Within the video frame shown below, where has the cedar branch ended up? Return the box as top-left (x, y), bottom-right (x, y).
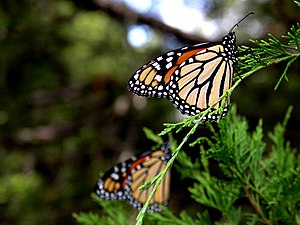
top-left (244, 187), bottom-right (271, 225)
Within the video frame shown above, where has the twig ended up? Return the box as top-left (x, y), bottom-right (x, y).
top-left (244, 187), bottom-right (271, 225)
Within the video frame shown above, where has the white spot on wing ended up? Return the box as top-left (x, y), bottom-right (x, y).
top-left (111, 173), bottom-right (119, 180)
top-left (166, 62), bottom-right (172, 69)
top-left (155, 75), bottom-right (162, 82)
top-left (166, 57), bottom-right (173, 62)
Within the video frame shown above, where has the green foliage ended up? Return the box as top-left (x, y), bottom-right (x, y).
top-left (142, 127), bottom-right (164, 147)
top-left (238, 22), bottom-right (300, 90)
top-left (73, 194), bottom-right (131, 225)
top-left (59, 10), bottom-right (133, 85)
top-left (189, 105), bottom-right (300, 224)
top-left (75, 105), bottom-right (300, 225)
top-left (0, 152), bottom-right (44, 225)
top-left (146, 209), bottom-right (212, 225)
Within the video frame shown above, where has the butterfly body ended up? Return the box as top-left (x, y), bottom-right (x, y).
top-left (128, 32), bottom-right (238, 121)
top-left (95, 143), bottom-right (172, 212)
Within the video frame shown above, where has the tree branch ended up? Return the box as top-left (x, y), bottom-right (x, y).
top-left (90, 0), bottom-right (206, 44)
top-left (244, 187), bottom-right (271, 225)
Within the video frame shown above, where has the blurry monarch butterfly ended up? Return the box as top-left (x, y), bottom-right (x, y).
top-left (128, 13), bottom-right (254, 121)
top-left (95, 142), bottom-right (172, 212)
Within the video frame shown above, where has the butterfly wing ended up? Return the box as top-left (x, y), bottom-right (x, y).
top-left (128, 42), bottom-right (214, 99)
top-left (128, 33), bottom-right (238, 121)
top-left (95, 160), bottom-right (130, 201)
top-left (126, 144), bottom-right (172, 211)
top-left (95, 143), bottom-right (172, 212)
top-left (168, 44), bottom-right (234, 119)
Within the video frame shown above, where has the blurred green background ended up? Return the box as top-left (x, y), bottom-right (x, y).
top-left (0, 0), bottom-right (299, 224)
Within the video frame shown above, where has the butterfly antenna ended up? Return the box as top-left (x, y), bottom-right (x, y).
top-left (229, 12), bottom-right (254, 33)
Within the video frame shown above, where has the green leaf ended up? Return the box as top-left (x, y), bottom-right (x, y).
top-left (143, 127), bottom-right (163, 146)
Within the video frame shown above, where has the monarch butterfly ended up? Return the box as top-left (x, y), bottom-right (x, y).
top-left (128, 13), bottom-right (254, 121)
top-left (95, 142), bottom-right (172, 212)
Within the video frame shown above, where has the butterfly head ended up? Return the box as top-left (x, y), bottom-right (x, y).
top-left (222, 32), bottom-right (236, 44)
top-left (221, 32), bottom-right (238, 65)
